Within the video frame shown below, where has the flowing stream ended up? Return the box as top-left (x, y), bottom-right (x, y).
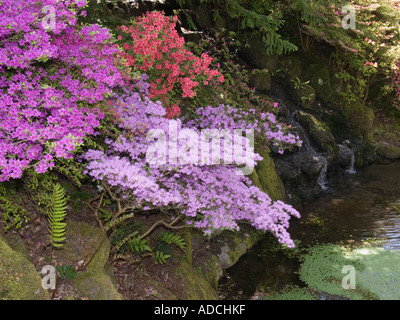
top-left (218, 160), bottom-right (400, 299)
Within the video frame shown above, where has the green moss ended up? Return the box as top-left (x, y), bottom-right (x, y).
top-left (249, 69), bottom-right (271, 92)
top-left (342, 102), bottom-right (374, 143)
top-left (304, 64), bottom-right (332, 103)
top-left (73, 271), bottom-right (123, 300)
top-left (175, 259), bottom-right (218, 300)
top-left (376, 142), bottom-right (400, 159)
top-left (56, 221), bottom-right (110, 272)
top-left (253, 147), bottom-right (286, 201)
top-left (296, 111), bottom-right (336, 153)
top-left (299, 244), bottom-right (400, 300)
top-left (0, 235), bottom-right (49, 300)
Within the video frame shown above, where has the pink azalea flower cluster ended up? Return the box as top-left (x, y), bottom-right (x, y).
top-left (84, 79), bottom-right (301, 247)
top-left (0, 0), bottom-right (125, 181)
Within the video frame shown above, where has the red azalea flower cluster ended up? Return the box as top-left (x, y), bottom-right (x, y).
top-left (116, 11), bottom-right (224, 118)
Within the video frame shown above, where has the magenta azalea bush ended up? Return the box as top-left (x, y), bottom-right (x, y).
top-left (0, 0), bottom-right (125, 181)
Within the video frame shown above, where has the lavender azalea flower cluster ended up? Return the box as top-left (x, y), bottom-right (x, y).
top-left (84, 76), bottom-right (301, 247)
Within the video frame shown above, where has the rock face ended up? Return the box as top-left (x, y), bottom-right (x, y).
top-left (0, 235), bottom-right (49, 300)
top-left (191, 224), bottom-right (264, 290)
top-left (295, 111), bottom-right (336, 153)
top-left (56, 221), bottom-right (123, 300)
top-left (249, 69), bottom-right (271, 92)
top-left (249, 147), bottom-right (286, 201)
top-left (376, 142), bottom-right (400, 159)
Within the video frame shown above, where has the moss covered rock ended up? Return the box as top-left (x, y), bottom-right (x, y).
top-left (295, 111), bottom-right (336, 153)
top-left (251, 147), bottom-right (286, 201)
top-left (263, 285), bottom-right (317, 300)
top-left (376, 142), bottom-right (400, 159)
top-left (342, 102), bottom-right (374, 143)
top-left (55, 220), bottom-right (109, 272)
top-left (73, 270), bottom-right (123, 300)
top-left (0, 235), bottom-right (49, 300)
top-left (176, 260), bottom-right (218, 300)
top-left (249, 69), bottom-right (271, 92)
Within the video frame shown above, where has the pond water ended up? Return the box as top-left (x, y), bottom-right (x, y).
top-left (218, 160), bottom-right (400, 299)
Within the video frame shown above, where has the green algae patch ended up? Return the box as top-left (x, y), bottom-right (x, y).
top-left (263, 285), bottom-right (317, 300)
top-left (299, 244), bottom-right (400, 300)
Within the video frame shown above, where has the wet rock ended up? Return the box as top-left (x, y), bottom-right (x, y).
top-left (338, 143), bottom-right (353, 168)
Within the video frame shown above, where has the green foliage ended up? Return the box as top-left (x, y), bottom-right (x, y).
top-left (23, 171), bottom-right (57, 216)
top-left (47, 183), bottom-right (67, 248)
top-left (128, 235), bottom-right (152, 254)
top-left (180, 0), bottom-right (297, 55)
top-left (55, 265), bottom-right (77, 281)
top-left (0, 183), bottom-right (29, 232)
top-left (152, 250), bottom-right (172, 265)
top-left (156, 231), bottom-right (186, 251)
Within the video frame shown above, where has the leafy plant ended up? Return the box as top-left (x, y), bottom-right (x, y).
top-left (55, 265), bottom-right (77, 281)
top-left (152, 250), bottom-right (172, 265)
top-left (47, 183), bottom-right (68, 249)
top-left (156, 231), bottom-right (186, 251)
top-left (0, 183), bottom-right (29, 232)
top-left (128, 235), bottom-right (152, 255)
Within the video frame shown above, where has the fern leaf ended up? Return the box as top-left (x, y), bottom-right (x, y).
top-left (48, 183), bottom-right (67, 248)
top-left (157, 231), bottom-right (186, 251)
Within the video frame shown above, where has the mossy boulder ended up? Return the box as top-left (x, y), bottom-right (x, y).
top-left (295, 111), bottom-right (336, 153)
top-left (251, 147), bottom-right (286, 201)
top-left (192, 225), bottom-right (264, 291)
top-left (292, 83), bottom-right (316, 110)
top-left (376, 142), bottom-right (400, 159)
top-left (342, 102), bottom-right (374, 143)
top-left (55, 220), bottom-right (109, 272)
top-left (54, 221), bottom-right (122, 300)
top-left (175, 260), bottom-right (218, 300)
top-left (249, 69), bottom-right (271, 92)
top-left (73, 270), bottom-right (123, 300)
top-left (279, 55), bottom-right (304, 80)
top-left (0, 235), bottom-right (49, 300)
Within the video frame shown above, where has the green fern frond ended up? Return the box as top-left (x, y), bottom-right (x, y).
top-left (152, 250), bottom-right (171, 265)
top-left (128, 235), bottom-right (152, 254)
top-left (48, 183), bottom-right (67, 248)
top-left (157, 231), bottom-right (186, 251)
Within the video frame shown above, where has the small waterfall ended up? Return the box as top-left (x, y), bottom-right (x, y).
top-left (317, 157), bottom-right (329, 190)
top-left (339, 141), bottom-right (357, 175)
top-left (345, 149), bottom-right (356, 174)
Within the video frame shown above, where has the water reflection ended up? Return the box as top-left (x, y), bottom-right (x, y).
top-left (219, 160), bottom-right (400, 299)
